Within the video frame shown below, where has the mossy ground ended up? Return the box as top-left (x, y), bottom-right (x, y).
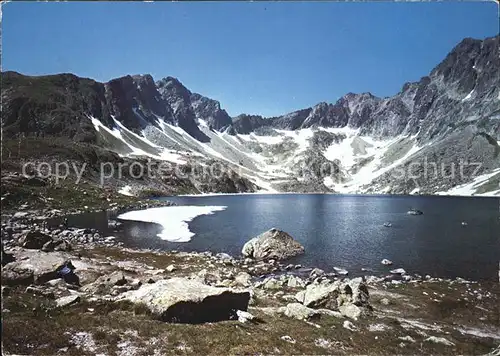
top-left (3, 246), bottom-right (499, 355)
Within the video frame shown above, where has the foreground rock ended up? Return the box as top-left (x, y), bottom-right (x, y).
top-left (1, 248), bottom-right (86, 286)
top-left (295, 277), bottom-right (371, 319)
top-left (2, 244), bottom-right (15, 266)
top-left (2, 252), bottom-right (66, 285)
top-left (119, 277), bottom-right (251, 323)
top-left (282, 303), bottom-right (320, 320)
top-left (18, 230), bottom-right (52, 249)
top-left (241, 228), bottom-right (305, 261)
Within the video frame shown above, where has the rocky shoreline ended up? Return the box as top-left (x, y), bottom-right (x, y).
top-left (2, 205), bottom-right (500, 355)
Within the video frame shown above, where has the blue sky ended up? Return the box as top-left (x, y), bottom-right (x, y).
top-left (2, 1), bottom-right (498, 117)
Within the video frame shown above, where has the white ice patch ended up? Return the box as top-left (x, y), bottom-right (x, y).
top-left (159, 150), bottom-right (188, 164)
top-left (276, 128), bottom-right (315, 154)
top-left (117, 206), bottom-right (227, 242)
top-left (238, 133), bottom-right (285, 145)
top-left (410, 187), bottom-right (420, 195)
top-left (435, 168), bottom-right (500, 197)
top-left (118, 186), bottom-right (133, 196)
top-left (89, 116), bottom-right (188, 164)
top-left (461, 89), bottom-right (475, 102)
top-left (456, 326), bottom-right (500, 340)
top-left (328, 135), bottom-right (425, 194)
top-left (198, 119), bottom-right (209, 128)
top-left (323, 176), bottom-right (335, 189)
top-left (323, 135), bottom-right (360, 168)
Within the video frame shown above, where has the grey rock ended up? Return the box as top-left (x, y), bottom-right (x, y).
top-left (333, 267), bottom-right (349, 276)
top-left (12, 212), bottom-right (30, 220)
top-left (236, 309), bottom-right (255, 323)
top-left (165, 265), bottom-right (177, 273)
top-left (234, 272), bottom-right (252, 287)
top-left (1, 251), bottom-right (71, 286)
top-left (338, 304), bottom-right (363, 320)
top-left (119, 277), bottom-right (250, 323)
top-left (241, 228), bottom-right (305, 261)
top-left (280, 335), bottom-right (296, 344)
top-left (282, 303), bottom-right (320, 320)
top-left (2, 286), bottom-right (11, 296)
top-left (424, 336), bottom-right (455, 346)
top-left (18, 231), bottom-right (52, 249)
top-left (56, 295), bottom-right (81, 308)
top-left (390, 268), bottom-right (407, 275)
top-left (286, 275), bottom-right (306, 288)
top-left (343, 320), bottom-right (358, 331)
top-left (296, 278), bottom-right (370, 315)
top-left (262, 277), bottom-right (284, 290)
top-left (380, 298), bottom-right (391, 306)
top-left (398, 335), bottom-right (416, 343)
top-left (309, 268), bottom-right (325, 279)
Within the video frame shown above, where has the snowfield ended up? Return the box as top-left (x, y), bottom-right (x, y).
top-left (89, 115), bottom-right (500, 197)
top-left (435, 169), bottom-right (500, 197)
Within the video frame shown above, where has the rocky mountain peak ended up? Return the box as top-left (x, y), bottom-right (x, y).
top-left (190, 93), bottom-right (233, 130)
top-left (430, 35), bottom-right (499, 97)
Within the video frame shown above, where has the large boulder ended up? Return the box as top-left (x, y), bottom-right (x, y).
top-left (18, 230), bottom-right (52, 249)
top-left (295, 280), bottom-right (343, 309)
top-left (119, 277), bottom-right (251, 323)
top-left (82, 271), bottom-right (130, 294)
top-left (42, 239), bottom-right (72, 252)
top-left (282, 303), bottom-right (320, 321)
top-left (2, 244), bottom-right (15, 266)
top-left (2, 254), bottom-right (64, 285)
top-left (1, 249), bottom-right (84, 286)
top-left (241, 228), bottom-right (305, 261)
top-left (295, 278), bottom-right (371, 319)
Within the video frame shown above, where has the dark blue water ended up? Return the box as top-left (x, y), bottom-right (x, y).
top-left (157, 194), bottom-right (500, 281)
top-left (64, 194), bottom-right (500, 281)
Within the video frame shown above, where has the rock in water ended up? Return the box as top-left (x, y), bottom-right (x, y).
top-left (390, 268), bottom-right (406, 275)
top-left (18, 231), bottom-right (52, 249)
top-left (241, 228), bottom-right (305, 261)
top-left (334, 267), bottom-right (349, 275)
top-left (119, 277), bottom-right (250, 323)
top-left (381, 259), bottom-right (393, 266)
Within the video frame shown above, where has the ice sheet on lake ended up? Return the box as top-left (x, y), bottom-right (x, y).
top-left (117, 205), bottom-right (227, 242)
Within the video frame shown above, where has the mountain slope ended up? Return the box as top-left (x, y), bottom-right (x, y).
top-left (2, 35), bottom-right (499, 196)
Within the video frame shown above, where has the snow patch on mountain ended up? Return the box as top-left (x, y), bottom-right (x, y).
top-left (89, 112), bottom-right (499, 196)
top-left (435, 169), bottom-right (500, 197)
top-left (462, 89), bottom-right (475, 102)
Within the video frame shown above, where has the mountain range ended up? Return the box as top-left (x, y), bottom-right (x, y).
top-left (2, 35), bottom-right (499, 197)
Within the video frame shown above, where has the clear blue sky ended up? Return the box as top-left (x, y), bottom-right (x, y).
top-left (2, 1), bottom-right (498, 117)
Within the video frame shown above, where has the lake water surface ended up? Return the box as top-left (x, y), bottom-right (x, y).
top-left (69, 194), bottom-right (500, 281)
